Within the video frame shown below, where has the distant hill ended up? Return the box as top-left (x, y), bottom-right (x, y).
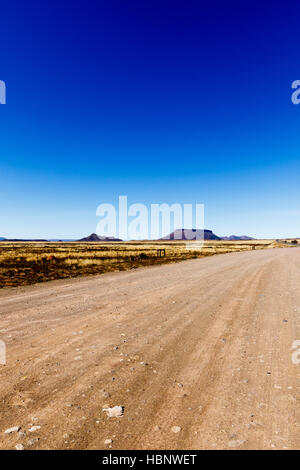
top-left (78, 233), bottom-right (122, 242)
top-left (0, 232), bottom-right (255, 242)
top-left (221, 235), bottom-right (255, 241)
top-left (161, 229), bottom-right (221, 241)
top-left (0, 238), bottom-right (48, 242)
top-left (48, 239), bottom-right (76, 242)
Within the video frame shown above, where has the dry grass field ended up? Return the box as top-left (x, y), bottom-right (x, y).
top-left (0, 239), bottom-right (289, 288)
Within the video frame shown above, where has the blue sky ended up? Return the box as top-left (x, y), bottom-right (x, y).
top-left (1, 0), bottom-right (300, 239)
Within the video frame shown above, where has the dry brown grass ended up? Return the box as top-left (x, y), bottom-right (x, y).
top-left (0, 239), bottom-right (289, 288)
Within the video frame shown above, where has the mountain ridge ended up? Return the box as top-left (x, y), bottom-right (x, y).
top-left (160, 229), bottom-right (221, 241)
top-left (0, 232), bottom-right (256, 242)
top-left (221, 235), bottom-right (255, 241)
top-left (78, 233), bottom-right (122, 242)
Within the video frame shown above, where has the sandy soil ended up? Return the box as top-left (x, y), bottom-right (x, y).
top-left (0, 248), bottom-right (299, 450)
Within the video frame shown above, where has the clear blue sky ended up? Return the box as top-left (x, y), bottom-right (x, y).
top-left (1, 0), bottom-right (300, 239)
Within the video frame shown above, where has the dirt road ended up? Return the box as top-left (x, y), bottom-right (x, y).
top-left (0, 248), bottom-right (299, 450)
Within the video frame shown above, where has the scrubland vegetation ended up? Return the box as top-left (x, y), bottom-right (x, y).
top-left (0, 239), bottom-right (290, 288)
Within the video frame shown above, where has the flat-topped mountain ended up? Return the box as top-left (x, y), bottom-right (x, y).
top-left (78, 233), bottom-right (122, 242)
top-left (161, 229), bottom-right (221, 241)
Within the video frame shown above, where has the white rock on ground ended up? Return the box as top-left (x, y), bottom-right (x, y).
top-left (228, 439), bottom-right (246, 448)
top-left (102, 406), bottom-right (124, 418)
top-left (15, 444), bottom-right (24, 450)
top-left (171, 426), bottom-right (181, 433)
top-left (104, 439), bottom-right (113, 445)
top-left (4, 426), bottom-right (20, 434)
top-left (29, 426), bottom-right (41, 432)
